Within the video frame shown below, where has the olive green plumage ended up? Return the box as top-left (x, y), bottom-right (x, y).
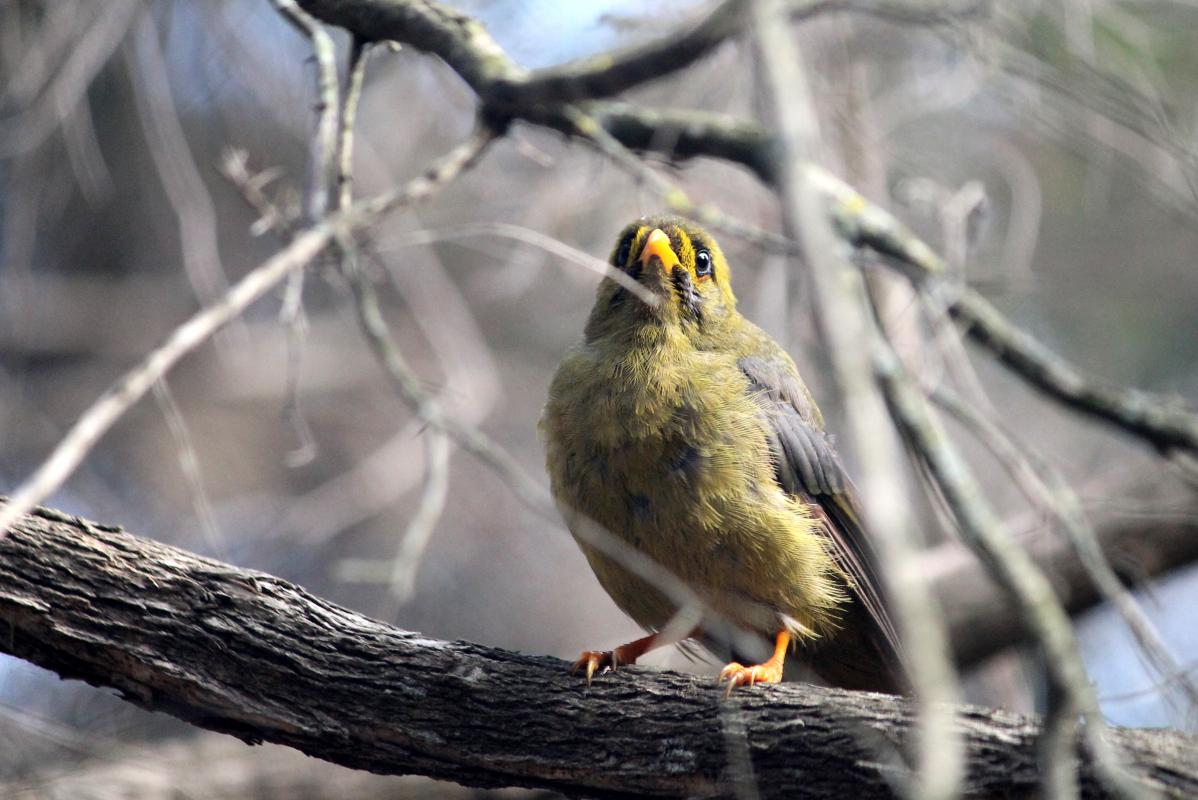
top-left (541, 216), bottom-right (902, 693)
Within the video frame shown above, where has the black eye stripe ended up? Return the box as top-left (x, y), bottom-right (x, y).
top-left (672, 269), bottom-right (704, 322)
top-left (614, 232), bottom-right (635, 268)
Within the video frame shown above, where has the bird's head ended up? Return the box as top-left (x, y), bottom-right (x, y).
top-left (584, 216), bottom-right (739, 343)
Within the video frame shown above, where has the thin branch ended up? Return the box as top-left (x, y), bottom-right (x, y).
top-left (273, 0), bottom-right (340, 224)
top-left (384, 221), bottom-right (658, 307)
top-left (948, 289), bottom-right (1198, 459)
top-left (0, 131), bottom-right (496, 539)
top-left (875, 341), bottom-right (1156, 800)
top-left (387, 428), bottom-right (450, 605)
top-left (294, 0), bottom-right (1198, 464)
top-left (151, 377), bottom-right (225, 558)
top-left (563, 104), bottom-right (795, 254)
top-left (338, 37), bottom-right (372, 212)
top-left (931, 385), bottom-right (1198, 712)
top-left (750, 3), bottom-right (962, 799)
top-left (272, 0), bottom-right (343, 465)
top-left (327, 36), bottom-right (451, 607)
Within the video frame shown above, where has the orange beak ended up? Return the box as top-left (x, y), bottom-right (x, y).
top-left (639, 229), bottom-right (680, 276)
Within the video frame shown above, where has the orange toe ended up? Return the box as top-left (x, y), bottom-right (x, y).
top-left (571, 649), bottom-right (617, 685)
top-left (718, 660), bottom-right (784, 695)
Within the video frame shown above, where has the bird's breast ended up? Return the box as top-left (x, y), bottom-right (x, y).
top-left (542, 343), bottom-right (771, 557)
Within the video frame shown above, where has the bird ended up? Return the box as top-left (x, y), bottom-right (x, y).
top-left (540, 215), bottom-right (904, 694)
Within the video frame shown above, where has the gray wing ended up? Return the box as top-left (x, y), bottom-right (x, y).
top-left (739, 355), bottom-right (905, 692)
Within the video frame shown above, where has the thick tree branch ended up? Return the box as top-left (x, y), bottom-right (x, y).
top-left (940, 494), bottom-right (1198, 668)
top-left (1, 503), bottom-right (1195, 799)
top-left (297, 0), bottom-right (978, 111)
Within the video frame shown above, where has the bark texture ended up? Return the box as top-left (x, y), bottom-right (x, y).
top-left (0, 504), bottom-right (1194, 799)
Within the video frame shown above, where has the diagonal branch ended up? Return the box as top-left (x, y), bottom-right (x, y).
top-left (948, 290), bottom-right (1198, 459)
top-left (876, 341), bottom-right (1152, 800)
top-left (1, 502), bottom-right (1194, 800)
top-left (750, 9), bottom-right (963, 800)
top-left (0, 130), bottom-right (494, 540)
top-left (294, 0), bottom-right (1198, 467)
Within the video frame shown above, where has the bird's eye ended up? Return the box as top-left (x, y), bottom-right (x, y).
top-left (695, 249), bottom-right (713, 278)
top-left (614, 234), bottom-right (634, 268)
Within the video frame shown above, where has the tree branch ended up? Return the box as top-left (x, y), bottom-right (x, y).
top-left (939, 493), bottom-right (1198, 668)
top-left (949, 290), bottom-right (1198, 459)
top-left (0, 126), bottom-right (494, 540)
top-left (1, 502), bottom-right (1194, 799)
top-left (294, 0), bottom-right (1198, 468)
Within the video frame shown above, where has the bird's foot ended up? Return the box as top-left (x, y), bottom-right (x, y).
top-left (570, 630), bottom-right (700, 686)
top-left (571, 650), bottom-right (617, 685)
top-left (718, 660), bottom-right (784, 695)
top-left (571, 639), bottom-right (650, 685)
top-left (572, 646), bottom-right (642, 685)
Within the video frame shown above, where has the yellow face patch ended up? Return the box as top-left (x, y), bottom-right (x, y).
top-left (604, 216), bottom-right (737, 317)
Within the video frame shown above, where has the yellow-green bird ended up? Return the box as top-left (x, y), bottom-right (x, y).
top-left (541, 216), bottom-right (903, 694)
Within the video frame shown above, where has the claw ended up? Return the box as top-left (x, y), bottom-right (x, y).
top-left (570, 631), bottom-right (688, 687)
top-left (718, 661), bottom-right (783, 696)
top-left (571, 650), bottom-right (615, 686)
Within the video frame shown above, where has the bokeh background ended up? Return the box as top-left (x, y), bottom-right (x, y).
top-left (2, 0), bottom-right (1197, 796)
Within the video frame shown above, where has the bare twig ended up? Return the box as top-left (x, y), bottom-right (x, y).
top-left (876, 343), bottom-right (1156, 800)
top-left (563, 104), bottom-right (795, 255)
top-left (273, 0), bottom-right (340, 223)
top-left (384, 221), bottom-right (658, 307)
top-left (751, 2), bottom-right (962, 798)
top-left (338, 37), bottom-right (372, 212)
top-left (0, 131), bottom-right (497, 539)
top-left (151, 377), bottom-right (225, 558)
top-left (272, 0), bottom-right (343, 464)
top-left (930, 386), bottom-right (1198, 712)
top-left (387, 428), bottom-right (450, 604)
top-left (218, 151), bottom-right (318, 465)
top-left (948, 289), bottom-right (1198, 460)
top-left (328, 38), bottom-right (460, 604)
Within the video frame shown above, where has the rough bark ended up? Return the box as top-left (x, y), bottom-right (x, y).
top-left (0, 503), bottom-right (1195, 798)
